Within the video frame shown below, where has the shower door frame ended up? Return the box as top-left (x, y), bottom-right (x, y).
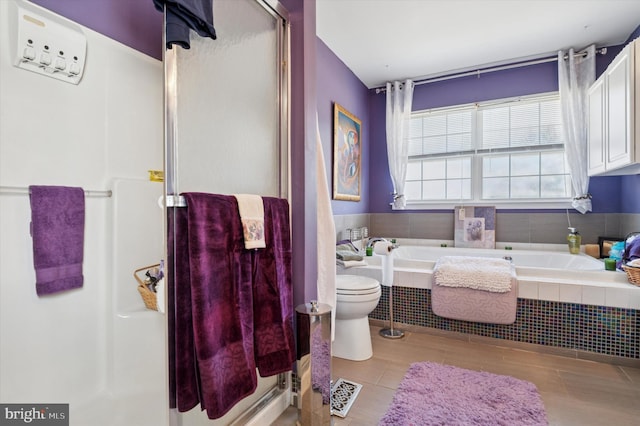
top-left (163, 0), bottom-right (292, 424)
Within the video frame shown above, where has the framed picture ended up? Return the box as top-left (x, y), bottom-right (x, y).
top-left (333, 103), bottom-right (362, 201)
top-left (598, 236), bottom-right (624, 258)
top-left (454, 206), bottom-right (496, 249)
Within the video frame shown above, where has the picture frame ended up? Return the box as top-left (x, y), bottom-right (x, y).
top-left (598, 236), bottom-right (624, 258)
top-left (454, 206), bottom-right (496, 249)
top-left (333, 103), bottom-right (362, 201)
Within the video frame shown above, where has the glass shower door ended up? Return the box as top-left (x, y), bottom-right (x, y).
top-left (165, 0), bottom-right (289, 424)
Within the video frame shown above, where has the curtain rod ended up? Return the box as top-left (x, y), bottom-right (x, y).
top-left (374, 47), bottom-right (608, 94)
top-left (0, 186), bottom-right (112, 198)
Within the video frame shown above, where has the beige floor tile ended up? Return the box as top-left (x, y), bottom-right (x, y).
top-left (620, 364), bottom-right (640, 383)
top-left (332, 356), bottom-right (387, 386)
top-left (340, 382), bottom-right (395, 425)
top-left (273, 325), bottom-right (639, 425)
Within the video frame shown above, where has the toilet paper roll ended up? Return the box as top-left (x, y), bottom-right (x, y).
top-left (381, 255), bottom-right (394, 287)
top-left (373, 241), bottom-right (393, 255)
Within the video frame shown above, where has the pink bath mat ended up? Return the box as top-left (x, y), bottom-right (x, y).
top-left (380, 362), bottom-right (548, 425)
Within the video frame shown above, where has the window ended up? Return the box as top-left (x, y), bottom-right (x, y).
top-left (405, 93), bottom-right (571, 207)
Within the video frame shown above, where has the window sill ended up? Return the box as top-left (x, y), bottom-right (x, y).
top-left (398, 199), bottom-right (574, 211)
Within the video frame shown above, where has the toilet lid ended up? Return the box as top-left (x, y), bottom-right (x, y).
top-left (336, 275), bottom-right (380, 294)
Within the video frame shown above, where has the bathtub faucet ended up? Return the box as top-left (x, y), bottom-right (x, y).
top-left (367, 238), bottom-right (400, 250)
top-left (366, 237), bottom-right (387, 249)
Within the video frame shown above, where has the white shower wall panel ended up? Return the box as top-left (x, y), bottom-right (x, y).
top-left (0, 1), bottom-right (165, 424)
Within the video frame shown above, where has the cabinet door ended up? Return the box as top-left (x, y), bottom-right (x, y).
top-left (606, 46), bottom-right (633, 170)
top-left (587, 76), bottom-right (606, 175)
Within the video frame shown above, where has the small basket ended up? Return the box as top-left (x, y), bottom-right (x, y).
top-left (134, 264), bottom-right (160, 311)
top-left (622, 265), bottom-right (640, 286)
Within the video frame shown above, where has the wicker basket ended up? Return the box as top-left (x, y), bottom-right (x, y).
top-left (622, 265), bottom-right (640, 286)
top-left (621, 232), bottom-right (640, 286)
top-left (134, 264), bottom-right (160, 311)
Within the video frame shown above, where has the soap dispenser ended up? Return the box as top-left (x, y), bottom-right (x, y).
top-left (567, 227), bottom-right (581, 254)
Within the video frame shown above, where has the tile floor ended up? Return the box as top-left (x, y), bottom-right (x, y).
top-left (273, 324), bottom-right (640, 425)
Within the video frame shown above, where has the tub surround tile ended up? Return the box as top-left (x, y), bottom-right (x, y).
top-left (334, 214), bottom-right (370, 242)
top-left (495, 213), bottom-right (531, 243)
top-left (620, 213), bottom-right (640, 237)
top-left (628, 287), bottom-right (640, 310)
top-left (559, 284), bottom-right (582, 304)
top-left (538, 282), bottom-right (560, 301)
top-left (582, 286), bottom-right (606, 306)
top-left (370, 287), bottom-right (639, 360)
top-left (409, 213), bottom-right (454, 240)
top-left (604, 213), bottom-right (623, 238)
top-left (518, 282), bottom-right (538, 299)
top-left (605, 288), bottom-right (631, 309)
top-left (566, 213), bottom-right (607, 245)
top-left (370, 213), bottom-right (410, 239)
top-left (349, 213), bottom-right (638, 247)
top-left (340, 259), bottom-right (640, 308)
top-left (530, 214), bottom-right (575, 244)
top-left (395, 270), bottom-right (415, 288)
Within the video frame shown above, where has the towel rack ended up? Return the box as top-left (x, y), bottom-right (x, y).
top-left (165, 195), bottom-right (186, 207)
top-left (0, 185), bottom-right (112, 198)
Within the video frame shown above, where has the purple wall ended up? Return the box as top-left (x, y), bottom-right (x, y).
top-left (316, 39), bottom-right (371, 215)
top-left (621, 175), bottom-right (640, 213)
top-left (281, 0), bottom-right (319, 305)
top-left (363, 46), bottom-right (635, 214)
top-left (30, 0), bottom-right (162, 60)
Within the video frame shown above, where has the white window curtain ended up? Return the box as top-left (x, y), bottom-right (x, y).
top-left (386, 79), bottom-right (414, 209)
top-left (558, 45), bottom-right (596, 214)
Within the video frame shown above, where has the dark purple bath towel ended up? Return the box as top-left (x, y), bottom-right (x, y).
top-left (252, 197), bottom-right (295, 377)
top-left (177, 193), bottom-right (258, 419)
top-left (169, 193), bottom-right (295, 419)
top-left (29, 185), bottom-right (85, 296)
top-left (167, 206), bottom-right (198, 412)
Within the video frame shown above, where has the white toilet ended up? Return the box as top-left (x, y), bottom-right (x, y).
top-left (333, 275), bottom-right (382, 361)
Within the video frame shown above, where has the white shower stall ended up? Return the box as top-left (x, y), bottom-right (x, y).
top-left (0, 0), bottom-right (293, 424)
top-left (0, 0), bottom-right (167, 425)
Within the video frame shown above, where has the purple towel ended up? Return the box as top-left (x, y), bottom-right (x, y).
top-left (29, 186), bottom-right (85, 296)
top-left (624, 235), bottom-right (640, 262)
top-left (168, 193), bottom-right (295, 418)
top-left (174, 193), bottom-right (257, 419)
top-left (168, 207), bottom-right (198, 412)
top-left (253, 197), bottom-right (295, 377)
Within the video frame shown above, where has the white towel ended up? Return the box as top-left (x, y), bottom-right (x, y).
top-left (233, 194), bottom-right (266, 249)
top-left (336, 259), bottom-right (368, 268)
top-left (316, 115), bottom-right (337, 341)
top-left (434, 256), bottom-right (513, 293)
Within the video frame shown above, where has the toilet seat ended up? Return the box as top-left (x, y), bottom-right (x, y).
top-left (336, 275), bottom-right (380, 295)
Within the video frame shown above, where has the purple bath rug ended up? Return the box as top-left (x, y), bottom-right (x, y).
top-left (379, 362), bottom-right (548, 426)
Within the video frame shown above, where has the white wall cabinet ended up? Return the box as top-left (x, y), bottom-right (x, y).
top-left (587, 38), bottom-right (640, 176)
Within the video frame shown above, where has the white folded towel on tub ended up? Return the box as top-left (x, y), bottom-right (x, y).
top-left (434, 256), bottom-right (513, 293)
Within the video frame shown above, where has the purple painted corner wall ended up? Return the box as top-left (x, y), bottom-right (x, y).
top-left (318, 24), bottom-right (640, 215)
top-left (316, 38), bottom-right (370, 215)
